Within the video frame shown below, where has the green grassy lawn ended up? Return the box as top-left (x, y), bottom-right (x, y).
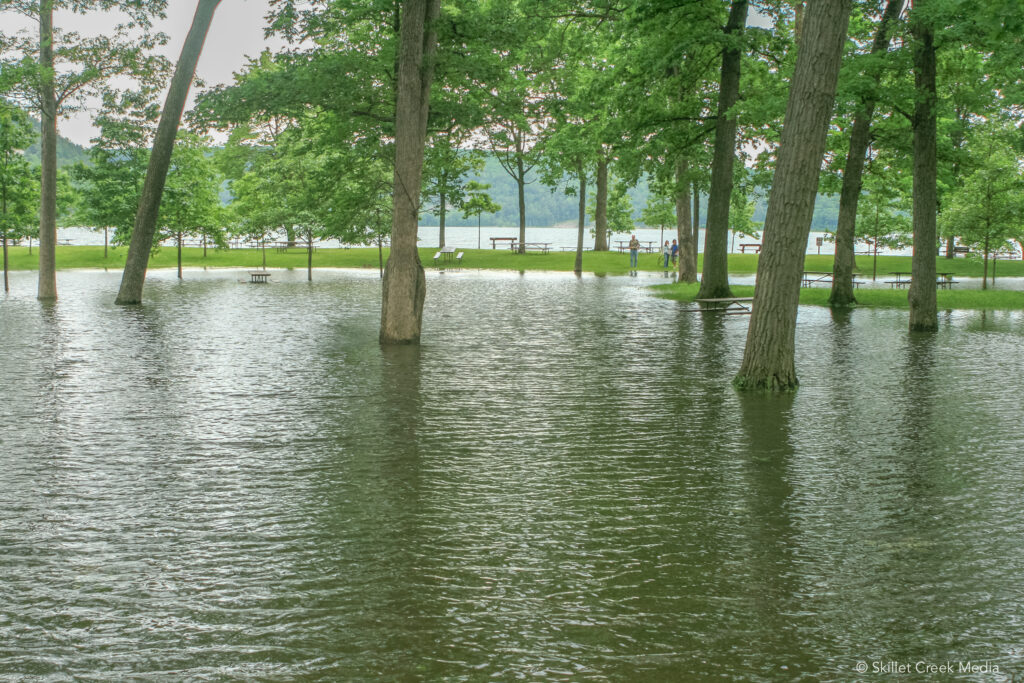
top-left (4, 245), bottom-right (1024, 309)
top-left (5, 244), bottom-right (1024, 278)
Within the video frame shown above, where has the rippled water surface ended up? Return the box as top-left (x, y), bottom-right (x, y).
top-left (2, 269), bottom-right (1023, 681)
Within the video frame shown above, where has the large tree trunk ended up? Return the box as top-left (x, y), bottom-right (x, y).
top-left (698, 0), bottom-right (747, 299)
top-left (675, 159), bottom-right (697, 282)
top-left (380, 0), bottom-right (440, 344)
top-left (37, 0), bottom-right (58, 300)
top-left (830, 0), bottom-right (901, 307)
top-left (516, 155), bottom-right (526, 254)
top-left (574, 161), bottom-right (586, 274)
top-left (594, 159), bottom-right (608, 251)
top-left (908, 6), bottom-right (938, 332)
top-left (692, 181), bottom-right (700, 272)
top-left (115, 0), bottom-right (221, 305)
top-left (735, 0), bottom-right (851, 392)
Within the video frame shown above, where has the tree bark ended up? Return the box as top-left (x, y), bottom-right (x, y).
top-left (37, 0), bottom-right (58, 300)
top-left (908, 5), bottom-right (938, 332)
top-left (594, 159), bottom-right (608, 251)
top-left (516, 153), bottom-right (526, 254)
top-left (380, 0), bottom-right (440, 344)
top-left (116, 0), bottom-right (221, 305)
top-left (830, 0), bottom-right (901, 307)
top-left (692, 181), bottom-right (700, 272)
top-left (675, 159), bottom-right (697, 282)
top-left (575, 161), bottom-right (586, 274)
top-left (698, 0), bottom-right (747, 299)
top-left (735, 0), bottom-right (851, 391)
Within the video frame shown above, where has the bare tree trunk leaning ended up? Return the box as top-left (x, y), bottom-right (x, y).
top-left (594, 159), bottom-right (608, 251)
top-left (115, 0), bottom-right (221, 305)
top-left (830, 0), bottom-right (901, 307)
top-left (698, 0), bottom-right (747, 299)
top-left (37, 0), bottom-right (58, 300)
top-left (380, 0), bottom-right (441, 344)
top-left (675, 159), bottom-right (696, 282)
top-left (908, 4), bottom-right (938, 332)
top-left (735, 0), bottom-right (851, 392)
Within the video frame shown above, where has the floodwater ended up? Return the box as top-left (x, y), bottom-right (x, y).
top-left (2, 268), bottom-right (1023, 681)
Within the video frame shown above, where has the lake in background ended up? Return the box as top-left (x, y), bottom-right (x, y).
top-left (56, 224), bottom-right (912, 257)
top-left (2, 269), bottom-right (1022, 680)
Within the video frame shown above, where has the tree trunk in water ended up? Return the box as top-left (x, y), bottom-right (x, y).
top-left (380, 0), bottom-right (440, 345)
top-left (37, 0), bottom-right (58, 300)
top-left (981, 235), bottom-right (989, 290)
top-left (116, 0), bottom-right (221, 305)
top-left (594, 159), bottom-right (608, 251)
top-left (177, 233), bottom-right (182, 279)
top-left (517, 156), bottom-right (526, 254)
top-left (574, 163), bottom-right (585, 274)
top-left (675, 159), bottom-right (696, 282)
top-left (830, 0), bottom-right (901, 307)
top-left (692, 182), bottom-right (700, 273)
top-left (908, 8), bottom-right (938, 332)
top-left (697, 0), bottom-right (747, 300)
top-left (735, 0), bottom-right (851, 392)
top-left (3, 234), bottom-right (9, 292)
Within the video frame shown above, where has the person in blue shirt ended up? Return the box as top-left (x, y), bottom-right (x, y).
top-left (670, 239), bottom-right (679, 266)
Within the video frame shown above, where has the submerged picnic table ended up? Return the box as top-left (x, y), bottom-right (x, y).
top-left (886, 271), bottom-right (958, 289)
top-left (686, 297), bottom-right (755, 314)
top-left (249, 271), bottom-right (271, 283)
top-left (801, 271), bottom-right (865, 288)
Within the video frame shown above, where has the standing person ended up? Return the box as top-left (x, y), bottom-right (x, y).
top-left (670, 239), bottom-right (679, 266)
top-left (662, 240), bottom-right (671, 269)
top-left (629, 234), bottom-right (640, 272)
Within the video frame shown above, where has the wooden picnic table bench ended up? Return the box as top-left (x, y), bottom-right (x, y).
top-left (512, 241), bottom-right (552, 254)
top-left (801, 271), bottom-right (865, 288)
top-left (490, 237), bottom-right (517, 249)
top-left (885, 271), bottom-right (959, 288)
top-left (739, 243), bottom-right (761, 254)
top-left (690, 297), bottom-right (755, 314)
top-left (249, 271), bottom-right (271, 283)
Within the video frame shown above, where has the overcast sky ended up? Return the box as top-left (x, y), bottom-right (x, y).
top-left (2, 0), bottom-right (281, 145)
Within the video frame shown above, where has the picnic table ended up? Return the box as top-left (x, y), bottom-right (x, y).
top-left (511, 241), bottom-right (552, 254)
top-left (688, 297), bottom-right (755, 314)
top-left (490, 237), bottom-right (517, 249)
top-left (739, 243), bottom-right (761, 254)
top-left (885, 271), bottom-right (958, 289)
top-left (615, 240), bottom-right (656, 253)
top-left (248, 271), bottom-right (271, 283)
top-left (268, 240), bottom-right (316, 252)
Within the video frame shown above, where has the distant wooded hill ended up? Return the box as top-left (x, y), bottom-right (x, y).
top-left (23, 119), bottom-right (91, 168)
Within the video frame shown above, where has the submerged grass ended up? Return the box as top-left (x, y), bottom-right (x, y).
top-left (653, 282), bottom-right (1024, 310)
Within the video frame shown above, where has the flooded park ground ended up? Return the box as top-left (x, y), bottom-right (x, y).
top-left (2, 268), bottom-right (1023, 680)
